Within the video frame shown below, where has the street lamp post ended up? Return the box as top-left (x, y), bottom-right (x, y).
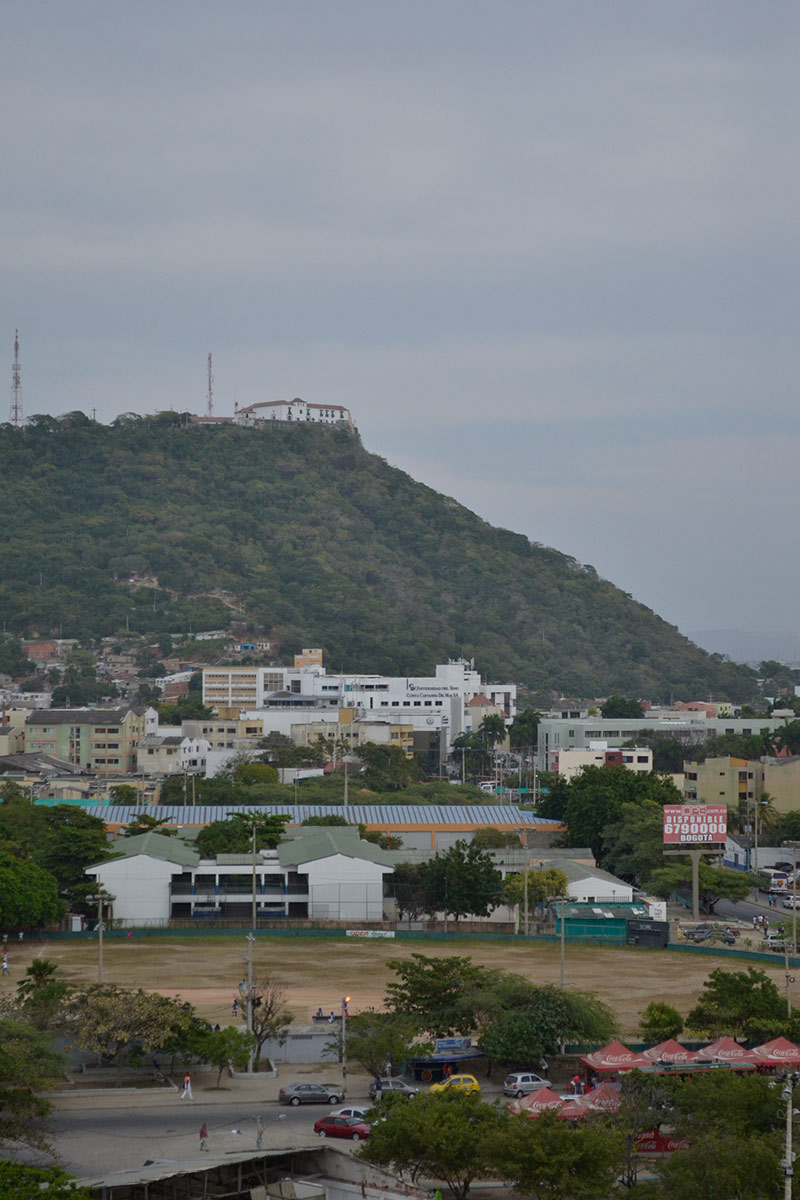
top-left (782, 1074), bottom-right (798, 1200)
top-left (87, 892), bottom-right (113, 984)
top-left (341, 995), bottom-right (350, 1094)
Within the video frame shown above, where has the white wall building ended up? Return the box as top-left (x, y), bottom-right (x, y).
top-left (203, 659), bottom-right (516, 756)
top-left (555, 744), bottom-right (653, 781)
top-left (85, 828), bottom-right (394, 928)
top-left (236, 398), bottom-right (354, 430)
top-left (536, 714), bottom-right (788, 772)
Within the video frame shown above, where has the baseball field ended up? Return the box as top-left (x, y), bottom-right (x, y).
top-left (2, 933), bottom-right (792, 1036)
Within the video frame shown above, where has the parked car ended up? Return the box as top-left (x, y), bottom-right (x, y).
top-left (329, 1106), bottom-right (368, 1120)
top-left (313, 1115), bottom-right (371, 1141)
top-left (279, 1082), bottom-right (345, 1106)
top-left (684, 924), bottom-right (714, 943)
top-left (369, 1077), bottom-right (419, 1099)
top-left (429, 1073), bottom-right (481, 1095)
top-left (720, 930), bottom-right (737, 945)
top-left (765, 935), bottom-right (787, 953)
top-left (783, 896), bottom-right (800, 909)
top-left (503, 1072), bottom-right (549, 1098)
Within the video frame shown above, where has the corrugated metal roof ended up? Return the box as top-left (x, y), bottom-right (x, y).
top-left (89, 804), bottom-right (556, 825)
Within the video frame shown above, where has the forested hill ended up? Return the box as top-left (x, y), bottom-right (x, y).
top-left (1, 413), bottom-right (756, 700)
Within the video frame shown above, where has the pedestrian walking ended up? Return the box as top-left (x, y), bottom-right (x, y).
top-left (199, 1122), bottom-right (209, 1151)
top-left (374, 1077), bottom-right (382, 1096)
top-left (17, 931), bottom-right (23, 942)
top-left (753, 915), bottom-right (758, 930)
top-left (1, 958), bottom-right (8, 976)
top-left (232, 998), bottom-right (239, 1018)
top-left (181, 1072), bottom-right (193, 1100)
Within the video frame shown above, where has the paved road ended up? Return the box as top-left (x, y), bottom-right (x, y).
top-left (51, 1097), bottom-right (323, 1176)
top-left (51, 1091), bottom-right (378, 1177)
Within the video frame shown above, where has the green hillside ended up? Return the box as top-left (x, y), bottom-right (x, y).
top-left (0, 412), bottom-right (756, 700)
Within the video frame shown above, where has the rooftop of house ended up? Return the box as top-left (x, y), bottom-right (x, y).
top-left (27, 706), bottom-right (146, 726)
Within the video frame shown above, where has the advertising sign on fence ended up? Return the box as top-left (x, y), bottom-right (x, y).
top-left (345, 930), bottom-right (396, 938)
top-left (663, 804), bottom-right (727, 845)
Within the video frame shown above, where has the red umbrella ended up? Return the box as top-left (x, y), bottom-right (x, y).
top-left (511, 1086), bottom-right (565, 1117)
top-left (580, 1041), bottom-right (651, 1072)
top-left (643, 1039), bottom-right (697, 1064)
top-left (694, 1037), bottom-right (759, 1064)
top-left (752, 1037), bottom-right (800, 1067)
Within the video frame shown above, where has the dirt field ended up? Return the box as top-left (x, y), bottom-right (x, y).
top-left (1, 935), bottom-right (792, 1036)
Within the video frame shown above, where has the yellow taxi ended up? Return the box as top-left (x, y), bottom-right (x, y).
top-left (429, 1073), bottom-right (481, 1095)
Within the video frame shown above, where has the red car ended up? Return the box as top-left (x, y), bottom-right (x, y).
top-left (313, 1115), bottom-right (371, 1141)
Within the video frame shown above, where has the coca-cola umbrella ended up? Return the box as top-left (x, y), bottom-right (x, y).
top-left (560, 1083), bottom-right (623, 1120)
top-left (580, 1041), bottom-right (651, 1074)
top-left (510, 1086), bottom-right (565, 1117)
top-left (693, 1037), bottom-right (758, 1067)
top-left (642, 1039), bottom-right (697, 1065)
top-left (752, 1037), bottom-right (800, 1067)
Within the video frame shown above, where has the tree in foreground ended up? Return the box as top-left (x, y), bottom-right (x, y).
top-left (0, 851), bottom-right (64, 929)
top-left (0, 1017), bottom-right (66, 1154)
top-left (686, 967), bottom-right (788, 1041)
top-left (199, 1025), bottom-right (256, 1086)
top-left (249, 970), bottom-right (293, 1069)
top-left (337, 1008), bottom-right (428, 1078)
top-left (65, 984), bottom-right (196, 1070)
top-left (495, 1109), bottom-right (623, 1200)
top-left (0, 1163), bottom-right (94, 1199)
top-left (361, 1090), bottom-right (505, 1200)
top-left (385, 954), bottom-right (493, 1037)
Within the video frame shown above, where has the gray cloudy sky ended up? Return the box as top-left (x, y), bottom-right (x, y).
top-left (3, 3), bottom-right (798, 641)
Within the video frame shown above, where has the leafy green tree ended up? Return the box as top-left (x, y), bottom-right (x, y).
top-left (361, 1089), bottom-right (506, 1200)
top-left (471, 825), bottom-right (521, 849)
top-left (109, 784), bottom-right (139, 804)
top-left (391, 862), bottom-right (428, 921)
top-left (199, 1024), bottom-right (256, 1087)
top-left (0, 852), bottom-right (64, 928)
top-left (0, 1018), bottom-right (67, 1153)
top-left (495, 1109), bottom-right (623, 1200)
top-left (385, 954), bottom-right (494, 1037)
top-left (233, 761), bottom-right (280, 787)
top-left (194, 811), bottom-right (288, 856)
top-left (420, 840), bottom-right (503, 923)
top-left (258, 732), bottom-right (303, 769)
top-left (508, 708), bottom-right (541, 751)
top-left (601, 694), bottom-right (645, 718)
top-left (15, 958), bottom-right (70, 1031)
top-left (359, 742), bottom-right (421, 791)
top-left (646, 862), bottom-right (754, 914)
top-left (66, 985), bottom-right (196, 1069)
top-left (603, 799), bottom-right (668, 882)
top-left (0, 1164), bottom-right (94, 1200)
top-left (776, 719), bottom-right (800, 757)
top-left (335, 1009), bottom-right (426, 1078)
top-left (686, 968), bottom-right (787, 1040)
top-left (121, 813), bottom-right (175, 837)
top-left (502, 867), bottom-right (569, 909)
top-left (638, 1001), bottom-right (684, 1043)
top-left (647, 1129), bottom-right (782, 1200)
top-left (479, 713), bottom-right (507, 748)
top-left (562, 766), bottom-right (682, 863)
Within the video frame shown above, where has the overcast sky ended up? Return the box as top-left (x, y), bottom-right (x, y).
top-left (3, 3), bottom-right (798, 643)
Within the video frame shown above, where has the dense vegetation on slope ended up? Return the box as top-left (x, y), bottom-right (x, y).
top-left (0, 412), bottom-right (756, 699)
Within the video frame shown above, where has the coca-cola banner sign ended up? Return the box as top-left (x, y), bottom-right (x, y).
top-left (663, 804), bottom-right (727, 845)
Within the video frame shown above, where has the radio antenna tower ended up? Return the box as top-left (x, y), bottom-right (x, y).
top-left (206, 352), bottom-right (214, 418)
top-left (10, 330), bottom-right (22, 425)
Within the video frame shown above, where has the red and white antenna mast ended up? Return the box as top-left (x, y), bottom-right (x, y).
top-left (10, 330), bottom-right (22, 425)
top-left (206, 352), bottom-right (214, 418)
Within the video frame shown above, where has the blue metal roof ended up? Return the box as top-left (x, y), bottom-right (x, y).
top-left (87, 804), bottom-right (555, 825)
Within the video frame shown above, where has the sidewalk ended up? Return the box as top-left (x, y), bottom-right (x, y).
top-left (51, 1064), bottom-right (374, 1111)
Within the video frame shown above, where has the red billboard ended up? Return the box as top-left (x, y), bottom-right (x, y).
top-left (663, 804), bottom-right (727, 845)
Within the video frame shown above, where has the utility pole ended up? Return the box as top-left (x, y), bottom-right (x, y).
top-left (341, 995), bottom-right (350, 1094)
top-left (245, 932), bottom-right (255, 1074)
top-left (251, 821), bottom-right (258, 933)
top-left (560, 897), bottom-right (566, 988)
top-left (782, 1074), bottom-right (797, 1200)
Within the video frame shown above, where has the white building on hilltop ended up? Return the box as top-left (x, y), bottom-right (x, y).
top-left (236, 398), bottom-right (354, 430)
